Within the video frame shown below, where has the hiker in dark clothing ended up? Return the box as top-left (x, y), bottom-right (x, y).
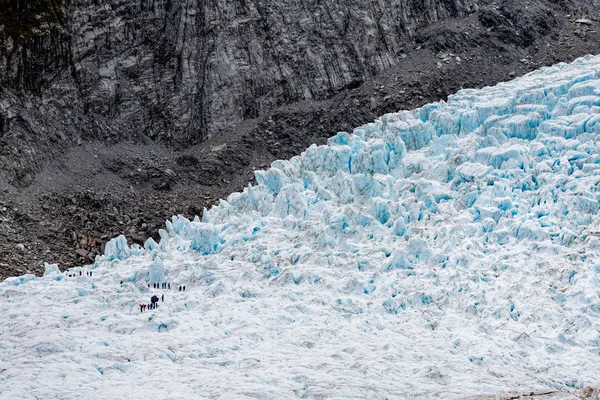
top-left (183, 286), bottom-right (186, 291)
top-left (168, 283), bottom-right (171, 289)
top-left (161, 294), bottom-right (164, 302)
top-left (90, 271), bottom-right (92, 276)
top-left (179, 286), bottom-right (182, 292)
top-left (151, 295), bottom-right (159, 310)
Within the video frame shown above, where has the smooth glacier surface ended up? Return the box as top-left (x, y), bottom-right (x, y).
top-left (3, 55), bottom-right (600, 399)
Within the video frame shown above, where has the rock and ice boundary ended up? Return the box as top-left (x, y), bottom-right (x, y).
top-left (3, 55), bottom-right (600, 399)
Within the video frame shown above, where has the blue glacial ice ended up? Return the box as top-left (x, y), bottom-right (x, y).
top-left (3, 55), bottom-right (600, 399)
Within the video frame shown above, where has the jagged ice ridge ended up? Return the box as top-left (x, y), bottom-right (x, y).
top-left (3, 55), bottom-right (600, 399)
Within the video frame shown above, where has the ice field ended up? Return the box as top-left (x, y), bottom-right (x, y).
top-left (3, 55), bottom-right (600, 399)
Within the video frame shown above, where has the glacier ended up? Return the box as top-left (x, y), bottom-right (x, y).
top-left (3, 55), bottom-right (600, 399)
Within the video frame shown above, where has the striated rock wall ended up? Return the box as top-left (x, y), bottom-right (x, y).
top-left (0, 0), bottom-right (479, 184)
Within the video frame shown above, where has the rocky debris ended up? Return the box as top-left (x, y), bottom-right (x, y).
top-left (459, 386), bottom-right (600, 399)
top-left (459, 392), bottom-right (578, 399)
top-left (1, 0), bottom-right (600, 280)
top-left (577, 387), bottom-right (600, 398)
top-left (75, 248), bottom-right (89, 258)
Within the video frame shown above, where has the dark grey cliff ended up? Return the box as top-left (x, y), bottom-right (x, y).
top-left (0, 0), bottom-right (480, 185)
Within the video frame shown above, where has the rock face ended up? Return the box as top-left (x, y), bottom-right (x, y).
top-left (0, 0), bottom-right (479, 184)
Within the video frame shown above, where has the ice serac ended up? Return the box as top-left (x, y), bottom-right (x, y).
top-left (103, 234), bottom-right (142, 261)
top-left (3, 55), bottom-right (600, 399)
top-left (188, 222), bottom-right (220, 254)
top-left (43, 263), bottom-right (61, 278)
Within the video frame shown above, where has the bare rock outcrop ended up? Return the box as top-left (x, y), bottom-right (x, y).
top-left (0, 0), bottom-right (479, 184)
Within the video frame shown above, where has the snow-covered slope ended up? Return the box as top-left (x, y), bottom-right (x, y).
top-left (3, 55), bottom-right (600, 399)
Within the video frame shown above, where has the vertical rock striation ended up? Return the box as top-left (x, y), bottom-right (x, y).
top-left (0, 0), bottom-right (479, 184)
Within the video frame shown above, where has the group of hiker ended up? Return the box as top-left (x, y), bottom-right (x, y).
top-left (140, 294), bottom-right (163, 312)
top-left (63, 271), bottom-right (189, 314)
top-left (139, 281), bottom-right (188, 312)
top-left (66, 270), bottom-right (92, 278)
top-left (150, 282), bottom-right (172, 289)
top-left (148, 282), bottom-right (186, 292)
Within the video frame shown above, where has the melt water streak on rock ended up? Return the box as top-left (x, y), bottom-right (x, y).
top-left (3, 55), bottom-right (600, 399)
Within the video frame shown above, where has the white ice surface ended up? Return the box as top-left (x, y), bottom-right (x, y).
top-left (3, 56), bottom-right (600, 399)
